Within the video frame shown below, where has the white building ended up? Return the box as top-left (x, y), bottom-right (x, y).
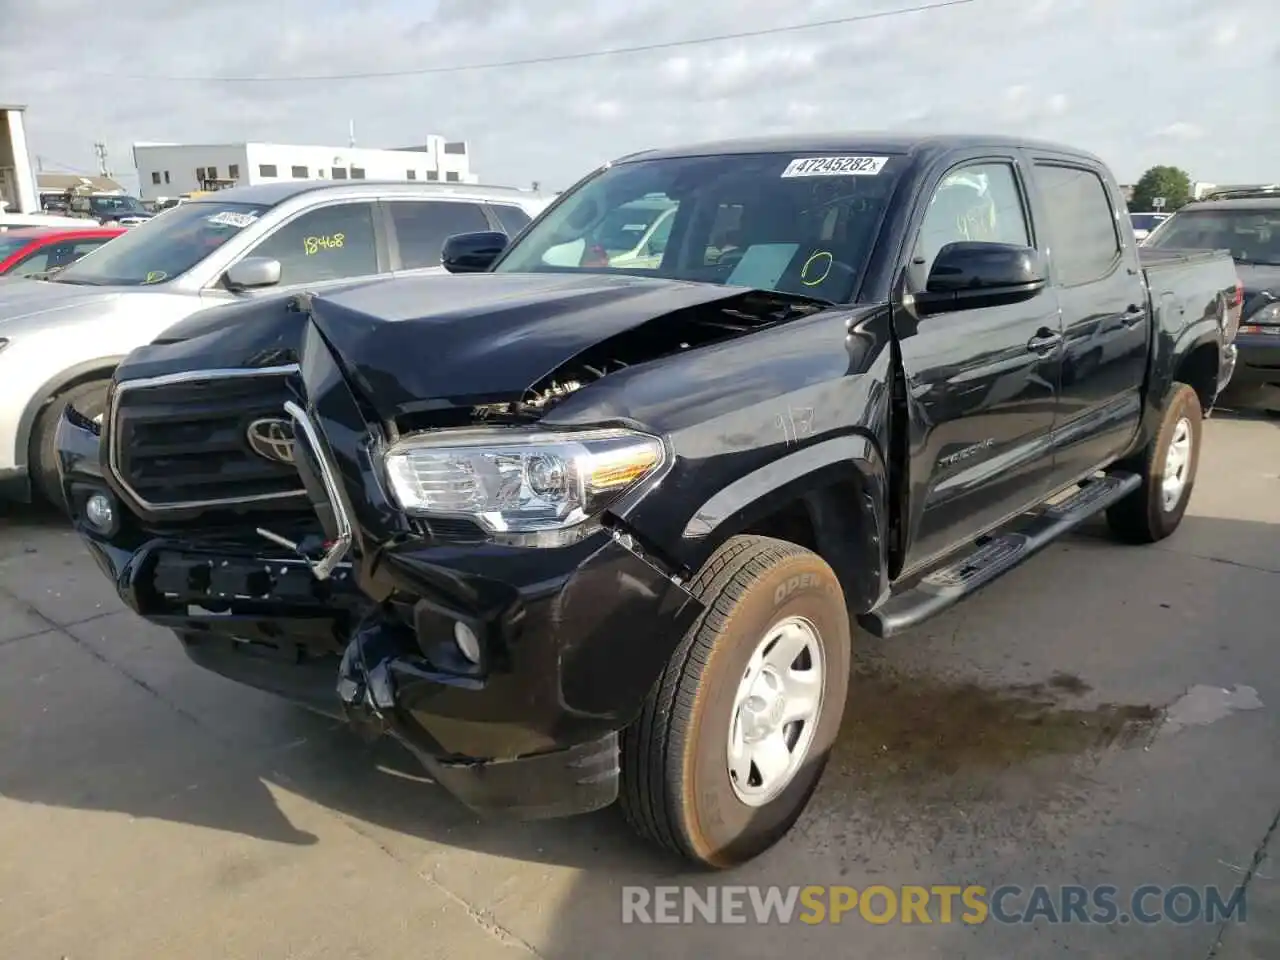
top-left (131, 137), bottom-right (478, 201)
top-left (0, 104), bottom-right (39, 214)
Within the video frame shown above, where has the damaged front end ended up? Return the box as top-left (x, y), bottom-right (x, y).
top-left (60, 272), bottom-right (822, 820)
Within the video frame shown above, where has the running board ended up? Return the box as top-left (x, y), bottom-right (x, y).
top-left (859, 471), bottom-right (1142, 639)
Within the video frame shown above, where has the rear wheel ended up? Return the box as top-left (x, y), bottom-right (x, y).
top-left (1106, 382), bottom-right (1202, 543)
top-left (619, 535), bottom-right (851, 868)
top-left (29, 379), bottom-right (109, 510)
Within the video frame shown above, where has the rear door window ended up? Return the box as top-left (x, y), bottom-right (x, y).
top-left (387, 200), bottom-right (490, 270)
top-left (1033, 164), bottom-right (1122, 286)
top-left (248, 202), bottom-right (379, 284)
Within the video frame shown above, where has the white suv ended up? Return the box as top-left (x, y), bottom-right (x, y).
top-left (0, 180), bottom-right (552, 504)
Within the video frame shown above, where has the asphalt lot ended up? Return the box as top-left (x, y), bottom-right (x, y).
top-left (1, 411), bottom-right (1278, 960)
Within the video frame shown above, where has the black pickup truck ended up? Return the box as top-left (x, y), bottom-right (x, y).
top-left (57, 134), bottom-right (1240, 868)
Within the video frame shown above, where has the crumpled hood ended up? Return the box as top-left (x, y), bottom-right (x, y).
top-left (301, 272), bottom-right (789, 419)
top-left (0, 276), bottom-right (119, 327)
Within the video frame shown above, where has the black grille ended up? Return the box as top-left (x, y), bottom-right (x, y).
top-left (110, 369), bottom-right (306, 509)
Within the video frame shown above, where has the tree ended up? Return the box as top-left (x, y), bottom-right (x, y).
top-left (1131, 165), bottom-right (1192, 212)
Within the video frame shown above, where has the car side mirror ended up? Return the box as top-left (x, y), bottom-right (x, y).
top-left (914, 241), bottom-right (1047, 315)
top-left (224, 256), bottom-right (282, 291)
top-left (441, 231), bottom-right (509, 273)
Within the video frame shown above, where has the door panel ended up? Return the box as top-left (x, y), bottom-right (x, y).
top-left (1030, 163), bottom-right (1149, 485)
top-left (898, 158), bottom-right (1062, 572)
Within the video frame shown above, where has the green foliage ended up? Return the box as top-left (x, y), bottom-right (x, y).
top-left (1131, 166), bottom-right (1192, 211)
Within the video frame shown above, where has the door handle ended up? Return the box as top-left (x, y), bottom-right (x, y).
top-left (1026, 330), bottom-right (1063, 353)
top-left (1119, 305), bottom-right (1146, 326)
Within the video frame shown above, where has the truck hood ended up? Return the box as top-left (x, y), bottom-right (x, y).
top-left (301, 272), bottom-right (823, 422)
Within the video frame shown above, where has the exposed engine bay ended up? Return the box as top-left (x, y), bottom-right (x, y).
top-left (470, 289), bottom-right (825, 423)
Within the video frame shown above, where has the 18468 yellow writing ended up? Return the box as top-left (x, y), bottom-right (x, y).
top-left (303, 233), bottom-right (345, 256)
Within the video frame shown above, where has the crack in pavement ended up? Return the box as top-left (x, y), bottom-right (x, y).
top-left (1152, 545), bottom-right (1280, 577)
top-left (1206, 802), bottom-right (1280, 958)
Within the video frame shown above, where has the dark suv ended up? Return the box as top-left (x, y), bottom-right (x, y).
top-left (1144, 189), bottom-right (1280, 404)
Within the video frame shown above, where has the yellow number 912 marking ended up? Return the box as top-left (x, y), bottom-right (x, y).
top-left (303, 233), bottom-right (346, 256)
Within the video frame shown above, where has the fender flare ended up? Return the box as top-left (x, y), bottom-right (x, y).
top-left (676, 433), bottom-right (890, 613)
top-left (13, 356), bottom-right (125, 471)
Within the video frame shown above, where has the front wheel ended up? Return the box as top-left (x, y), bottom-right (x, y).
top-left (1106, 382), bottom-right (1203, 543)
top-left (620, 535), bottom-right (851, 868)
top-left (29, 379), bottom-right (110, 510)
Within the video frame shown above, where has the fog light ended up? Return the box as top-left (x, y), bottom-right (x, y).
top-left (85, 492), bottom-right (115, 531)
top-left (453, 621), bottom-right (482, 664)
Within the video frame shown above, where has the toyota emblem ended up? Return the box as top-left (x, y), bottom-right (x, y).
top-left (246, 417), bottom-right (296, 465)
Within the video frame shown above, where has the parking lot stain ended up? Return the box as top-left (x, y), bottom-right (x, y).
top-left (831, 663), bottom-right (1160, 788)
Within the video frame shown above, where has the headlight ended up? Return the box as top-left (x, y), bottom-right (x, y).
top-left (1248, 301), bottom-right (1280, 327)
top-left (383, 427), bottom-right (665, 538)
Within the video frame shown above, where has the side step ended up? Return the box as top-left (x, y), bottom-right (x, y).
top-left (859, 471), bottom-right (1141, 639)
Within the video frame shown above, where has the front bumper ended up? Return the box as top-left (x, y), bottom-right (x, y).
top-left (56, 403), bottom-right (705, 820)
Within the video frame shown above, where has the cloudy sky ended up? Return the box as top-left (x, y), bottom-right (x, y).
top-left (2, 0), bottom-right (1275, 193)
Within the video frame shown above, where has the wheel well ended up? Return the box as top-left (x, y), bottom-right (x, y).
top-left (18, 362), bottom-right (119, 466)
top-left (739, 477), bottom-right (883, 612)
top-left (1175, 342), bottom-right (1219, 411)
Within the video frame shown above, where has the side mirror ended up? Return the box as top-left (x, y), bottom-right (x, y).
top-left (915, 241), bottom-right (1047, 315)
top-left (441, 231), bottom-right (509, 273)
top-left (224, 256), bottom-right (282, 291)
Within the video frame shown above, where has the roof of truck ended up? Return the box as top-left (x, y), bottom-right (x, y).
top-left (620, 132), bottom-right (1106, 165)
top-left (177, 180), bottom-right (552, 208)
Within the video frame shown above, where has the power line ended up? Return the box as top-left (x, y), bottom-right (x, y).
top-left (79, 0), bottom-right (978, 84)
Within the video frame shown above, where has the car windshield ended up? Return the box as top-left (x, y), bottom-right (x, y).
top-left (1144, 208), bottom-right (1280, 265)
top-left (89, 195), bottom-right (144, 214)
top-left (494, 151), bottom-right (905, 302)
top-left (52, 201), bottom-right (270, 286)
top-left (0, 236), bottom-right (32, 259)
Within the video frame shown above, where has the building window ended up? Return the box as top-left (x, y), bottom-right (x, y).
top-left (207, 166), bottom-right (218, 179)
top-left (350, 167), bottom-right (366, 179)
top-left (291, 165), bottom-right (308, 178)
top-left (406, 170), bottom-right (417, 180)
top-left (331, 167), bottom-right (348, 180)
top-left (164, 171), bottom-right (170, 184)
top-left (426, 170), bottom-right (439, 181)
top-left (196, 167), bottom-right (206, 181)
top-left (151, 172), bottom-right (162, 185)
top-left (444, 141), bottom-right (467, 155)
top-left (229, 164), bottom-right (240, 179)
top-left (446, 171), bottom-right (460, 182)
top-left (259, 164), bottom-right (278, 178)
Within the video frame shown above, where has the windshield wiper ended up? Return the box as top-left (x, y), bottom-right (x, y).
top-left (1235, 258), bottom-right (1280, 266)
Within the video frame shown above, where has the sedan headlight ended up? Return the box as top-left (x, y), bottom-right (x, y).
top-left (383, 427), bottom-right (665, 539)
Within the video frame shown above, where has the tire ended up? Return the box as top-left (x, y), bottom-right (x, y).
top-left (619, 535), bottom-right (852, 869)
top-left (29, 379), bottom-right (110, 510)
top-left (1105, 382), bottom-right (1202, 544)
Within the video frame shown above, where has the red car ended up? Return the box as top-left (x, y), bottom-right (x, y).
top-left (0, 226), bottom-right (126, 278)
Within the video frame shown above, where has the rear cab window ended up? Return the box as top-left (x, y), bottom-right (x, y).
top-left (494, 151), bottom-right (907, 303)
top-left (1032, 163), bottom-right (1122, 286)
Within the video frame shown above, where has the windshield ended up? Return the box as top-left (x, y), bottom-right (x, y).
top-left (53, 201), bottom-right (270, 285)
top-left (89, 196), bottom-right (144, 214)
top-left (494, 152), bottom-right (904, 302)
top-left (1145, 208), bottom-right (1280, 264)
top-left (0, 236), bottom-right (32, 260)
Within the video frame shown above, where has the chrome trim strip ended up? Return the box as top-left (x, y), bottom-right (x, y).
top-left (284, 399), bottom-right (353, 581)
top-left (107, 364), bottom-right (307, 512)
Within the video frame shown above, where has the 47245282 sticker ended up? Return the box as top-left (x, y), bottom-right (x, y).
top-left (206, 210), bottom-right (260, 229)
top-left (781, 156), bottom-right (889, 178)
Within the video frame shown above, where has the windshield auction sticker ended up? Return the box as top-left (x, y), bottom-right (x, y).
top-left (206, 211), bottom-right (259, 229)
top-left (781, 156), bottom-right (888, 177)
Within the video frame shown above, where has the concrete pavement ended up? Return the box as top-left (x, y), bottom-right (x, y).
top-left (1, 412), bottom-right (1277, 959)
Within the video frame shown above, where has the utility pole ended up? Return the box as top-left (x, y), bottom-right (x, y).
top-left (92, 141), bottom-right (111, 178)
